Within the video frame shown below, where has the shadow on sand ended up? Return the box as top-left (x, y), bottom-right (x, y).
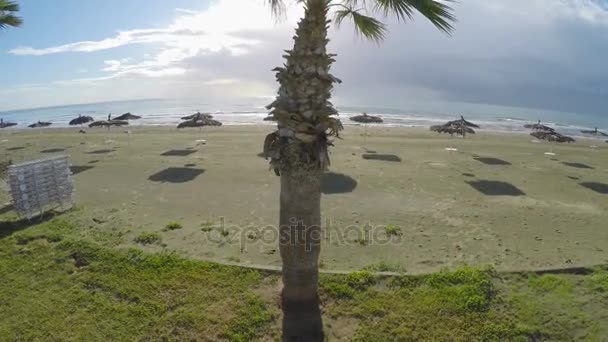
top-left (161, 149), bottom-right (198, 156)
top-left (321, 172), bottom-right (358, 194)
top-left (6, 146), bottom-right (25, 151)
top-left (0, 203), bottom-right (14, 215)
top-left (88, 160), bottom-right (100, 164)
top-left (474, 157), bottom-right (512, 166)
top-left (87, 149), bottom-right (115, 154)
top-left (0, 212), bottom-right (59, 240)
top-left (466, 180), bottom-right (525, 196)
top-left (362, 154), bottom-right (402, 162)
top-left (70, 165), bottom-right (94, 175)
top-left (148, 167), bottom-right (205, 183)
top-left (462, 173), bottom-right (475, 177)
top-left (579, 182), bottom-right (608, 194)
top-left (40, 148), bottom-right (66, 153)
top-left (282, 296), bottom-right (324, 342)
top-left (562, 162), bottom-right (594, 169)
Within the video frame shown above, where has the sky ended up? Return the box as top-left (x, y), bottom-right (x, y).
top-left (1, 0), bottom-right (607, 115)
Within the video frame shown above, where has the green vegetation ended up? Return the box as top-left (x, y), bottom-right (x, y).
top-left (589, 268), bottom-right (608, 295)
top-left (384, 224), bottom-right (402, 237)
top-left (364, 261), bottom-right (403, 273)
top-left (133, 232), bottom-right (161, 245)
top-left (200, 220), bottom-right (214, 232)
top-left (1, 215), bottom-right (607, 340)
top-left (0, 218), bottom-right (276, 341)
top-left (163, 221), bottom-right (183, 231)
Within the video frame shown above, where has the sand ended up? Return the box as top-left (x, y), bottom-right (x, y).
top-left (1, 125), bottom-right (607, 274)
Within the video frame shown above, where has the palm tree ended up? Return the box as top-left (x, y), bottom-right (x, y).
top-left (263, 0), bottom-right (455, 340)
top-left (0, 0), bottom-right (22, 30)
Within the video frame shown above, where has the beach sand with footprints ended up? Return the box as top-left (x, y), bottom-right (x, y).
top-left (1, 125), bottom-right (607, 274)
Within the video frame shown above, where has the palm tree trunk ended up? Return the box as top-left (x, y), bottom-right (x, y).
top-left (265, 0), bottom-right (339, 340)
top-left (280, 166), bottom-right (323, 341)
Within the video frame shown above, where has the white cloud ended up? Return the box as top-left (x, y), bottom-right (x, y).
top-left (2, 0), bottom-right (608, 114)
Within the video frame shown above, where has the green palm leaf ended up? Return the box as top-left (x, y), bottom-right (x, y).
top-left (372, 0), bottom-right (455, 34)
top-left (0, 0), bottom-right (22, 30)
top-left (335, 8), bottom-right (387, 42)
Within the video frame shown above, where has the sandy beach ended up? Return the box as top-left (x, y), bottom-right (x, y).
top-left (1, 125), bottom-right (607, 274)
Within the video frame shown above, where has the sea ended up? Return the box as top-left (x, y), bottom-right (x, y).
top-left (0, 98), bottom-right (606, 138)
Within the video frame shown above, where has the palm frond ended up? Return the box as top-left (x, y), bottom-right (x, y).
top-left (372, 0), bottom-right (455, 34)
top-left (335, 8), bottom-right (387, 42)
top-left (0, 0), bottom-right (20, 12)
top-left (266, 0), bottom-right (287, 18)
top-left (0, 0), bottom-right (22, 29)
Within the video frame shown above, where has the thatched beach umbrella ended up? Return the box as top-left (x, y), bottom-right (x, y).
top-left (350, 113), bottom-right (383, 144)
top-left (181, 112), bottom-right (213, 121)
top-left (28, 121), bottom-right (52, 128)
top-left (177, 117), bottom-right (222, 129)
top-left (114, 112), bottom-right (141, 121)
top-left (524, 120), bottom-right (555, 132)
top-left (430, 115), bottom-right (479, 138)
top-left (69, 115), bottom-right (94, 126)
top-left (530, 130), bottom-right (575, 155)
top-left (0, 119), bottom-right (17, 129)
top-left (263, 115), bottom-right (276, 122)
top-left (0, 119), bottom-right (17, 143)
top-left (88, 120), bottom-right (128, 128)
top-left (580, 127), bottom-right (608, 137)
top-left (89, 119), bottom-right (129, 144)
top-left (177, 116), bottom-right (222, 145)
top-left (350, 113), bottom-right (383, 124)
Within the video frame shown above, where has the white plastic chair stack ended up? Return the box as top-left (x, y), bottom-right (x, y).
top-left (7, 155), bottom-right (74, 219)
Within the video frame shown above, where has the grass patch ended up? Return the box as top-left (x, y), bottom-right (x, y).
top-left (1, 215), bottom-right (607, 341)
top-left (163, 221), bottom-right (183, 231)
top-left (364, 261), bottom-right (403, 273)
top-left (133, 232), bottom-right (162, 245)
top-left (0, 223), bottom-right (275, 341)
top-left (589, 269), bottom-right (608, 295)
top-left (384, 224), bottom-right (402, 237)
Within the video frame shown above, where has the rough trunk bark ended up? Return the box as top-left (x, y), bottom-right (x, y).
top-left (279, 166), bottom-right (323, 341)
top-left (264, 0), bottom-right (341, 340)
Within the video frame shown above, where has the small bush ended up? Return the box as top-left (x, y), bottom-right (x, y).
top-left (320, 271), bottom-right (375, 299)
top-left (163, 222), bottom-right (183, 231)
top-left (133, 232), bottom-right (161, 245)
top-left (345, 270), bottom-right (376, 289)
top-left (384, 224), bottom-right (402, 237)
top-left (425, 266), bottom-right (495, 312)
top-left (364, 261), bottom-right (403, 273)
top-left (200, 221), bottom-right (214, 232)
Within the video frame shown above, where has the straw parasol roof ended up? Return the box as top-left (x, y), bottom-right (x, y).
top-left (530, 131), bottom-right (575, 143)
top-left (430, 115), bottom-right (479, 138)
top-left (88, 120), bottom-right (129, 128)
top-left (524, 120), bottom-right (555, 132)
top-left (114, 112), bottom-right (141, 121)
top-left (181, 112), bottom-right (213, 120)
top-left (0, 119), bottom-right (17, 128)
top-left (28, 121), bottom-right (52, 128)
top-left (69, 115), bottom-right (94, 126)
top-left (446, 115), bottom-right (480, 128)
top-left (580, 127), bottom-right (608, 137)
top-left (263, 115), bottom-right (276, 122)
top-left (177, 117), bottom-right (222, 129)
top-left (349, 113), bottom-right (383, 124)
